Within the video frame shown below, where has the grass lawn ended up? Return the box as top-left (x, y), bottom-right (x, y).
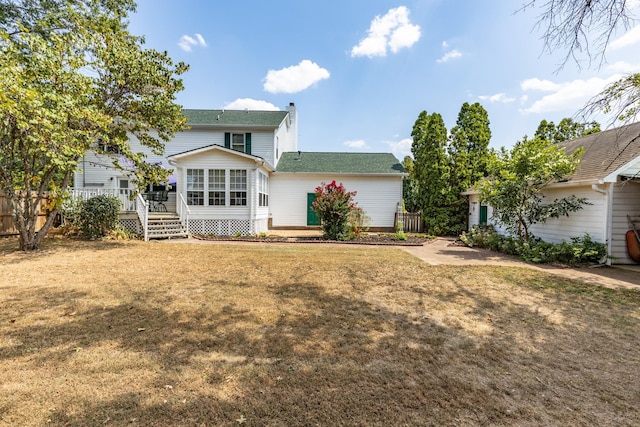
top-left (1, 237), bottom-right (639, 426)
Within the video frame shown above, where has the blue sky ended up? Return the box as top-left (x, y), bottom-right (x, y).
top-left (128, 0), bottom-right (640, 160)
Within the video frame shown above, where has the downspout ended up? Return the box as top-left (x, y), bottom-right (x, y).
top-left (592, 183), bottom-right (612, 265)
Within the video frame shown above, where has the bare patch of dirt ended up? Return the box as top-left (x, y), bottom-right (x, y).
top-left (1, 236), bottom-right (639, 426)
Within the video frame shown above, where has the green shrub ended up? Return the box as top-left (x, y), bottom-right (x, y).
top-left (460, 226), bottom-right (607, 265)
top-left (60, 196), bottom-right (84, 235)
top-left (78, 195), bottom-right (121, 240)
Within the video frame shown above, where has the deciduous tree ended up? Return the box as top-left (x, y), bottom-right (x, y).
top-left (478, 136), bottom-right (586, 242)
top-left (534, 118), bottom-right (600, 143)
top-left (0, 0), bottom-right (188, 250)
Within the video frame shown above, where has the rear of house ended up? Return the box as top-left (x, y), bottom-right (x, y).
top-left (71, 103), bottom-right (406, 238)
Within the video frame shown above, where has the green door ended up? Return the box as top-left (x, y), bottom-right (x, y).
top-left (307, 193), bottom-right (320, 226)
top-left (479, 205), bottom-right (488, 226)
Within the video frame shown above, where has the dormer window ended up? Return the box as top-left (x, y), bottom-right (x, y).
top-left (225, 132), bottom-right (252, 154)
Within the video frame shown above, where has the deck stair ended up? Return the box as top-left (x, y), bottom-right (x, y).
top-left (147, 213), bottom-right (189, 239)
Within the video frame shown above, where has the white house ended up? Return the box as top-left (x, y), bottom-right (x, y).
top-left (465, 122), bottom-right (640, 264)
top-left (72, 103), bottom-right (406, 238)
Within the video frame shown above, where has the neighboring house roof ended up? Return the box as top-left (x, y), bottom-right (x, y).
top-left (167, 144), bottom-right (274, 171)
top-left (561, 121), bottom-right (640, 183)
top-left (182, 109), bottom-right (288, 128)
top-left (275, 152), bottom-right (406, 175)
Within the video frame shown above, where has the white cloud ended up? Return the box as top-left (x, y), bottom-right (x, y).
top-left (384, 137), bottom-right (413, 160)
top-left (520, 78), bottom-right (560, 92)
top-left (223, 98), bottom-right (279, 111)
top-left (351, 6), bottom-right (421, 58)
top-left (263, 60), bottom-right (330, 94)
top-left (610, 24), bottom-right (640, 50)
top-left (195, 33), bottom-right (206, 47)
top-left (344, 139), bottom-right (368, 149)
top-left (478, 93), bottom-right (516, 103)
top-left (521, 75), bottom-right (622, 114)
top-left (605, 61), bottom-right (640, 73)
top-left (178, 33), bottom-right (207, 52)
top-left (436, 49), bottom-right (462, 63)
top-left (442, 41), bottom-right (449, 49)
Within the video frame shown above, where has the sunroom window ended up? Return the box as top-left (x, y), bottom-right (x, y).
top-left (258, 172), bottom-right (269, 207)
top-left (186, 169), bottom-right (204, 205)
top-left (208, 169), bottom-right (225, 206)
top-left (229, 169), bottom-right (247, 206)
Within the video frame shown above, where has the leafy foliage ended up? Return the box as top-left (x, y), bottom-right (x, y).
top-left (410, 111), bottom-right (451, 234)
top-left (0, 0), bottom-right (188, 250)
top-left (447, 102), bottom-right (492, 234)
top-left (78, 195), bottom-right (121, 240)
top-left (534, 118), bottom-right (601, 144)
top-left (460, 226), bottom-right (607, 265)
top-left (312, 181), bottom-right (362, 241)
top-left (408, 103), bottom-right (492, 235)
top-left (478, 136), bottom-right (587, 242)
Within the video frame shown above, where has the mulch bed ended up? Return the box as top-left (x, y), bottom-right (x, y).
top-left (193, 233), bottom-right (431, 246)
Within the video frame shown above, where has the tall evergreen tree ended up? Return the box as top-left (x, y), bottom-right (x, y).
top-left (410, 111), bottom-right (450, 234)
top-left (448, 102), bottom-right (492, 232)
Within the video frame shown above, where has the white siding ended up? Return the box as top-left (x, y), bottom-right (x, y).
top-left (75, 127), bottom-right (280, 189)
top-left (249, 132), bottom-right (275, 166)
top-left (467, 194), bottom-right (480, 228)
top-left (610, 181), bottom-right (640, 264)
top-left (270, 174), bottom-right (403, 229)
top-left (477, 185), bottom-right (608, 244)
top-left (527, 185), bottom-right (607, 244)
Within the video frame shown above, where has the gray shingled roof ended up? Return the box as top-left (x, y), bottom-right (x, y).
top-left (276, 152), bottom-right (405, 174)
top-left (183, 109), bottom-right (288, 127)
top-left (561, 121), bottom-right (640, 182)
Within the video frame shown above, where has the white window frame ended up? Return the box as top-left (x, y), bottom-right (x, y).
top-left (229, 169), bottom-right (247, 206)
top-left (258, 172), bottom-right (269, 207)
top-left (231, 133), bottom-right (245, 152)
top-left (186, 169), bottom-right (204, 206)
top-left (208, 169), bottom-right (226, 206)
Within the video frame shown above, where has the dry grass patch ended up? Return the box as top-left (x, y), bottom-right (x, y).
top-left (1, 237), bottom-right (639, 426)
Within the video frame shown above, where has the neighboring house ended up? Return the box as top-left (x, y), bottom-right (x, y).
top-left (465, 121), bottom-right (640, 264)
top-left (72, 103), bottom-right (405, 238)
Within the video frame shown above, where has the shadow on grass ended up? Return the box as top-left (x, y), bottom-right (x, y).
top-left (3, 270), bottom-right (640, 426)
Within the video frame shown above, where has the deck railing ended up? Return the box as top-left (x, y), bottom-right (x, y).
top-left (135, 193), bottom-right (149, 242)
top-left (69, 188), bottom-right (136, 211)
top-left (177, 192), bottom-right (190, 236)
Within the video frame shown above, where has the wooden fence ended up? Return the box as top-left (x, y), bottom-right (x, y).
top-left (395, 211), bottom-right (423, 233)
top-left (0, 192), bottom-right (50, 236)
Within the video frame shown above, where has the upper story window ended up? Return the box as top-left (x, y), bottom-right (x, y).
top-left (225, 132), bottom-right (252, 154)
top-left (97, 138), bottom-right (121, 154)
top-left (232, 133), bottom-right (245, 152)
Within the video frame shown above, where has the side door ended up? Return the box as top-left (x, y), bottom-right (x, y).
top-left (307, 193), bottom-right (320, 226)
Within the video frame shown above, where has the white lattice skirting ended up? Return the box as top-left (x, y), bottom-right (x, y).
top-left (189, 219), bottom-right (252, 236)
top-left (119, 218), bottom-right (142, 235)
